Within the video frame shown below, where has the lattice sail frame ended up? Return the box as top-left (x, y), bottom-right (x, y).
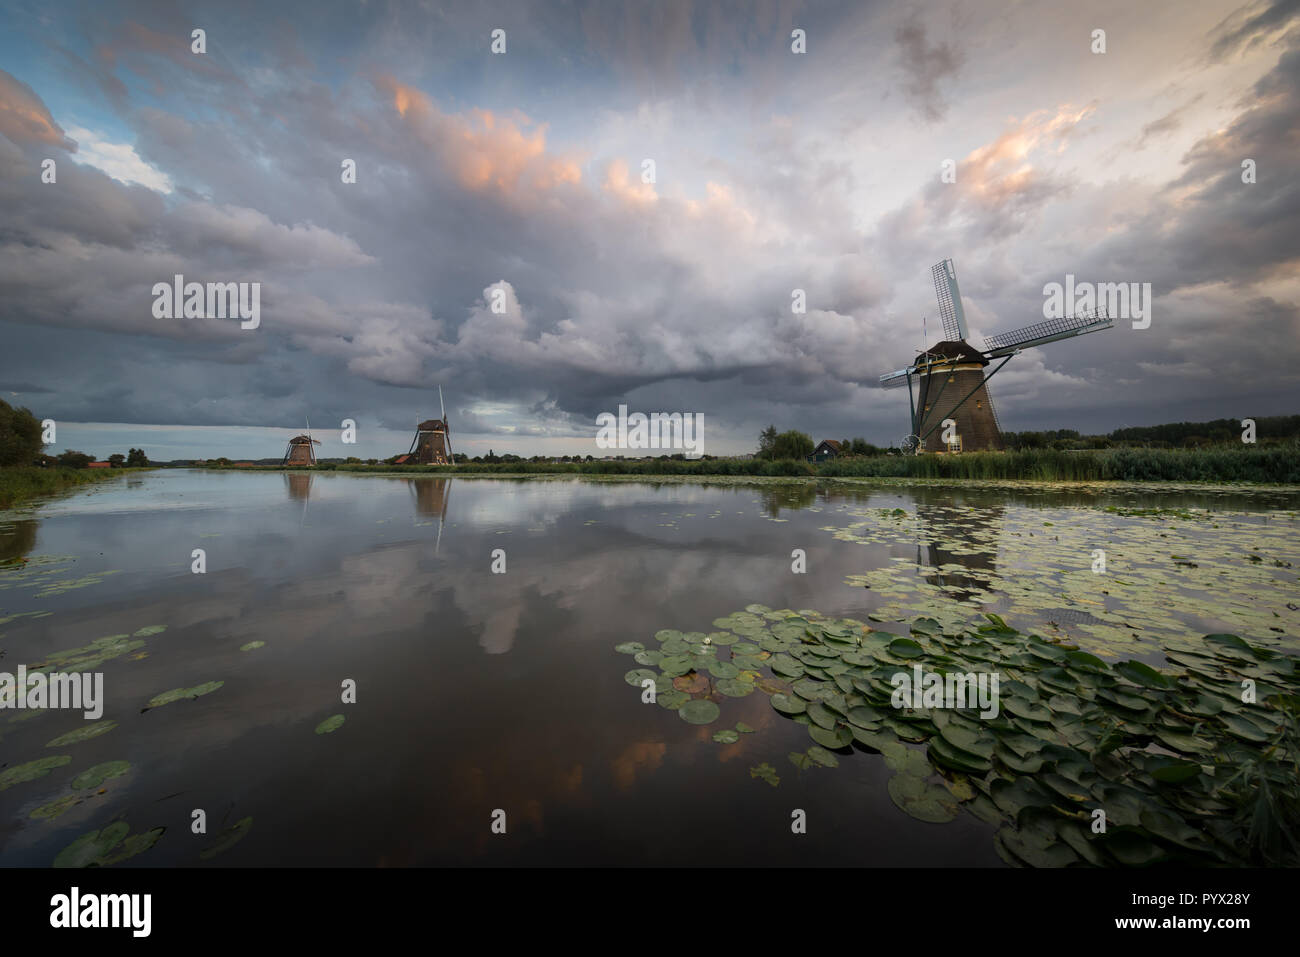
top-left (931, 259), bottom-right (969, 342)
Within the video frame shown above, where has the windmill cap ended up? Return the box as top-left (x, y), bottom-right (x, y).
top-left (417, 418), bottom-right (448, 431)
top-left (914, 339), bottom-right (987, 365)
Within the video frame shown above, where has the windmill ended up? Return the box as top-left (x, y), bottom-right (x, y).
top-left (406, 386), bottom-right (453, 464)
top-left (281, 417), bottom-right (321, 466)
top-left (880, 259), bottom-right (1113, 453)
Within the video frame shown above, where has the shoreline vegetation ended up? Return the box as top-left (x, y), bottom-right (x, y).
top-left (194, 446), bottom-right (1300, 484)
top-left (0, 466), bottom-right (141, 509)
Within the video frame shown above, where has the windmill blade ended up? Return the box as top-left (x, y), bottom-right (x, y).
top-left (931, 259), bottom-right (968, 341)
top-left (879, 366), bottom-right (915, 387)
top-left (982, 310), bottom-right (1113, 358)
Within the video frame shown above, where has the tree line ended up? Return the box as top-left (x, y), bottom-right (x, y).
top-left (0, 399), bottom-right (148, 467)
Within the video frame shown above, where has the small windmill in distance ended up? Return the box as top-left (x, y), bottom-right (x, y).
top-left (406, 385), bottom-right (453, 464)
top-left (281, 416), bottom-right (322, 466)
top-left (880, 259), bottom-right (1113, 453)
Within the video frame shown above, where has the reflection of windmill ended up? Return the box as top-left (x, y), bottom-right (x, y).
top-left (282, 416), bottom-right (321, 466)
top-left (407, 478), bottom-right (451, 553)
top-left (284, 472), bottom-right (313, 501)
top-left (406, 386), bottom-right (453, 465)
top-left (881, 260), bottom-right (1113, 453)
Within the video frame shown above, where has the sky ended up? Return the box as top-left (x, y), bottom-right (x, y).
top-left (0, 0), bottom-right (1297, 461)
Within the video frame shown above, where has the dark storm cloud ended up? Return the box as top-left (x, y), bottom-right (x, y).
top-left (893, 14), bottom-right (963, 122)
top-left (1207, 0), bottom-right (1300, 61)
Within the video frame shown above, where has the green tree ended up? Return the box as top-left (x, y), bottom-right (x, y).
top-left (757, 425), bottom-right (778, 459)
top-left (0, 399), bottom-right (43, 466)
top-left (126, 447), bottom-right (149, 467)
top-left (108, 453), bottom-right (126, 467)
top-left (57, 450), bottom-right (93, 468)
top-left (771, 430), bottom-right (814, 460)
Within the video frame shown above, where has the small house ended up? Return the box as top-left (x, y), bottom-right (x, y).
top-left (811, 439), bottom-right (842, 462)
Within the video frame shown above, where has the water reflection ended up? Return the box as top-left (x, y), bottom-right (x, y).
top-left (915, 503), bottom-right (1003, 598)
top-left (284, 472), bottom-right (314, 501)
top-left (0, 519), bottom-right (38, 564)
top-left (759, 484), bottom-right (817, 518)
top-left (0, 471), bottom-right (1294, 868)
top-left (407, 478), bottom-right (450, 518)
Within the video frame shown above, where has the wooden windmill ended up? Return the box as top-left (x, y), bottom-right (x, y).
top-left (880, 260), bottom-right (1113, 453)
top-left (282, 417), bottom-right (321, 466)
top-left (407, 386), bottom-right (453, 465)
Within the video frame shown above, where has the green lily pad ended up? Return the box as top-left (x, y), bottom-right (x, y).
top-left (71, 760), bottom-right (131, 790)
top-left (144, 680), bottom-right (224, 710)
top-left (713, 729), bottom-right (740, 744)
top-left (656, 690), bottom-right (690, 710)
top-left (240, 641), bottom-right (265, 651)
top-left (54, 821), bottom-right (130, 868)
top-left (678, 699), bottom-right (721, 725)
top-left (46, 721), bottom-right (117, 748)
top-left (30, 794), bottom-right (83, 821)
top-left (715, 677), bottom-right (755, 697)
top-left (0, 755), bottom-right (72, 791)
top-left (809, 724), bottom-right (853, 749)
top-left (623, 668), bottom-right (657, 687)
top-left (315, 714), bottom-right (346, 735)
top-left (888, 774), bottom-right (959, 823)
top-left (770, 693), bottom-right (806, 715)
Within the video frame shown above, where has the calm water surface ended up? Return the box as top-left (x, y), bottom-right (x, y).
top-left (1, 471), bottom-right (1296, 866)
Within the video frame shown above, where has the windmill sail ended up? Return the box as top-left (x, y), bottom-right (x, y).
top-left (932, 259), bottom-right (968, 342)
top-left (982, 310), bottom-right (1113, 358)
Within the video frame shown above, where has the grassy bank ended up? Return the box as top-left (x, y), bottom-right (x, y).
top-left (269, 445), bottom-right (1300, 483)
top-left (0, 467), bottom-right (131, 509)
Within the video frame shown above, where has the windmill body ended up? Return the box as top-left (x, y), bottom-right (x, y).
top-left (881, 259), bottom-right (1113, 452)
top-left (282, 434), bottom-right (320, 466)
top-left (408, 417), bottom-right (453, 464)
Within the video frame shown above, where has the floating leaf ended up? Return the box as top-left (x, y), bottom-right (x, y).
top-left (46, 721), bottom-right (117, 748)
top-left (315, 714), bottom-right (346, 735)
top-left (0, 755), bottom-right (71, 791)
top-left (678, 699), bottom-right (720, 725)
top-left (71, 760), bottom-right (130, 790)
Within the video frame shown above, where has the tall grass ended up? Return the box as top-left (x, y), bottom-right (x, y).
top-left (316, 446), bottom-right (1300, 483)
top-left (0, 466), bottom-right (127, 508)
top-left (819, 447), bottom-right (1300, 482)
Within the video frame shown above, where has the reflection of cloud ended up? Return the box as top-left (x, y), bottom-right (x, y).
top-left (611, 740), bottom-right (666, 790)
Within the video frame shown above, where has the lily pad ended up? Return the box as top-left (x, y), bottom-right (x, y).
top-left (315, 714), bottom-right (346, 735)
top-left (0, 755), bottom-right (72, 791)
top-left (46, 721), bottom-right (117, 748)
top-left (678, 699), bottom-right (721, 725)
top-left (71, 760), bottom-right (131, 790)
